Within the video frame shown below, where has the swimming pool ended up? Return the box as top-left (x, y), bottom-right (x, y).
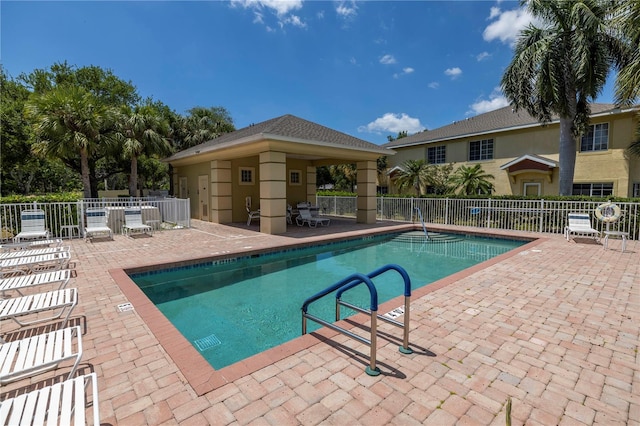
top-left (130, 231), bottom-right (525, 369)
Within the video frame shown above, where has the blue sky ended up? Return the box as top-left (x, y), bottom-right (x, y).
top-left (2, 0), bottom-right (616, 145)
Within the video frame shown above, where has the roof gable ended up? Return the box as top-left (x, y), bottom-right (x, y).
top-left (166, 114), bottom-right (388, 162)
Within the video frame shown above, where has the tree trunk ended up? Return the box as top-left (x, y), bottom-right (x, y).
top-left (558, 116), bottom-right (577, 196)
top-left (80, 148), bottom-right (92, 199)
top-left (129, 155), bottom-right (138, 197)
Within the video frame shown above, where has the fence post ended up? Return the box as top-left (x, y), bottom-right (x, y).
top-left (486, 198), bottom-right (492, 228)
top-left (445, 198), bottom-right (449, 225)
top-left (410, 197), bottom-right (414, 223)
top-left (539, 199), bottom-right (544, 233)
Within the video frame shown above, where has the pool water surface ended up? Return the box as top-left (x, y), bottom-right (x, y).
top-left (130, 232), bottom-right (525, 369)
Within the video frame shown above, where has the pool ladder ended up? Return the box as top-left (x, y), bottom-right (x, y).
top-left (301, 264), bottom-right (413, 376)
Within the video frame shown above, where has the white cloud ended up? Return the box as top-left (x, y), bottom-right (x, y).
top-left (230, 0), bottom-right (306, 30)
top-left (350, 57), bottom-right (357, 65)
top-left (380, 54), bottom-right (396, 65)
top-left (393, 67), bottom-right (414, 79)
top-left (317, 10), bottom-right (324, 19)
top-left (476, 51), bottom-right (491, 61)
top-left (483, 6), bottom-right (537, 46)
top-left (468, 88), bottom-right (510, 115)
top-left (428, 82), bottom-right (439, 89)
top-left (358, 113), bottom-right (425, 135)
top-left (444, 67), bottom-right (462, 79)
top-left (336, 1), bottom-right (358, 19)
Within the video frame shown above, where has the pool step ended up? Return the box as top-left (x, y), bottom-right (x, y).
top-left (391, 231), bottom-right (463, 244)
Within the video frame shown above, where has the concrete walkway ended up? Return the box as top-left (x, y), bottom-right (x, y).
top-left (1, 219), bottom-right (638, 425)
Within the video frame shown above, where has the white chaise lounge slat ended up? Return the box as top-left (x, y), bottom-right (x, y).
top-left (0, 251), bottom-right (71, 274)
top-left (0, 288), bottom-right (77, 328)
top-left (565, 212), bottom-right (600, 241)
top-left (0, 373), bottom-right (100, 426)
top-left (83, 208), bottom-right (113, 241)
top-left (14, 210), bottom-right (49, 243)
top-left (122, 208), bottom-right (152, 237)
top-left (0, 269), bottom-right (72, 297)
top-left (0, 246), bottom-right (70, 260)
top-left (1, 239), bottom-right (63, 252)
top-left (0, 325), bottom-right (82, 384)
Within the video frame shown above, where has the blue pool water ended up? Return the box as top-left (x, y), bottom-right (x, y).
top-left (130, 232), bottom-right (525, 369)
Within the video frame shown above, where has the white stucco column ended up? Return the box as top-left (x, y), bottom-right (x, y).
top-left (259, 151), bottom-right (287, 234)
top-left (356, 160), bottom-right (377, 224)
top-left (211, 160), bottom-right (232, 223)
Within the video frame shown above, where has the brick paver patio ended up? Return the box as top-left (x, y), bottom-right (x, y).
top-left (1, 219), bottom-right (638, 425)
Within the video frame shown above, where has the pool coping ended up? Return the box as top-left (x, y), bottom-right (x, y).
top-left (110, 225), bottom-right (545, 395)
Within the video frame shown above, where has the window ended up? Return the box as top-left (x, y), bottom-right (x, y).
top-left (580, 123), bottom-right (609, 152)
top-left (239, 167), bottom-right (254, 185)
top-left (572, 183), bottom-right (613, 197)
top-left (289, 170), bottom-right (302, 185)
top-left (633, 183), bottom-right (640, 198)
top-left (469, 139), bottom-right (493, 161)
top-left (427, 146), bottom-right (446, 164)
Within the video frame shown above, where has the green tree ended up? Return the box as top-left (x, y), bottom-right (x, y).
top-left (427, 163), bottom-right (455, 195)
top-left (174, 106), bottom-right (235, 150)
top-left (449, 164), bottom-right (494, 196)
top-left (114, 105), bottom-right (173, 196)
top-left (612, 2), bottom-right (640, 157)
top-left (386, 130), bottom-right (408, 142)
top-left (330, 164), bottom-right (357, 192)
top-left (501, 0), bottom-right (624, 195)
top-left (394, 159), bottom-right (430, 195)
top-left (26, 85), bottom-right (117, 198)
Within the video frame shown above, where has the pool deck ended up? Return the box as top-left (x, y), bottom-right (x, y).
top-left (1, 218), bottom-right (638, 425)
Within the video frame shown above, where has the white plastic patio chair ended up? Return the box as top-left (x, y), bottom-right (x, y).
top-left (565, 213), bottom-right (600, 242)
top-left (14, 210), bottom-right (49, 242)
top-left (0, 372), bottom-right (100, 426)
top-left (83, 208), bottom-right (113, 241)
top-left (0, 325), bottom-right (82, 384)
top-left (0, 269), bottom-right (72, 297)
top-left (246, 207), bottom-right (260, 226)
top-left (0, 288), bottom-right (77, 328)
top-left (122, 208), bottom-right (152, 237)
top-left (295, 208), bottom-right (330, 228)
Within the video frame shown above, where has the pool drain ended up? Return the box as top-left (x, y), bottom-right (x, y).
top-left (195, 334), bottom-right (221, 351)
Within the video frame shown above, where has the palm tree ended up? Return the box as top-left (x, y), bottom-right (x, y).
top-left (394, 159), bottom-right (430, 195)
top-left (449, 164), bottom-right (494, 196)
top-left (612, 1), bottom-right (640, 157)
top-left (115, 106), bottom-right (173, 196)
top-left (330, 163), bottom-right (357, 192)
top-left (501, 0), bottom-right (623, 195)
top-left (26, 85), bottom-right (116, 198)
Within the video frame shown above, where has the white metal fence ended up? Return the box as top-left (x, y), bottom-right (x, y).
top-left (317, 196), bottom-right (640, 240)
top-left (0, 198), bottom-right (190, 241)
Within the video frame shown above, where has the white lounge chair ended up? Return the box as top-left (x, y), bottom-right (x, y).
top-left (83, 208), bottom-right (113, 241)
top-left (0, 325), bottom-right (82, 384)
top-left (0, 288), bottom-right (77, 328)
top-left (0, 251), bottom-right (71, 275)
top-left (565, 213), bottom-right (600, 241)
top-left (296, 208), bottom-right (330, 228)
top-left (0, 269), bottom-right (72, 297)
top-left (14, 210), bottom-right (49, 242)
top-left (122, 208), bottom-right (152, 237)
top-left (246, 207), bottom-right (260, 226)
top-left (0, 372), bottom-right (100, 426)
top-left (0, 246), bottom-right (69, 261)
top-left (1, 239), bottom-right (63, 252)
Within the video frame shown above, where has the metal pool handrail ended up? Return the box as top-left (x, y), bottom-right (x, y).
top-left (301, 272), bottom-right (381, 376)
top-left (335, 264), bottom-right (413, 355)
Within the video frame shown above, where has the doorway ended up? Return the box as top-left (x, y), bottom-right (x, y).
top-left (198, 175), bottom-right (210, 221)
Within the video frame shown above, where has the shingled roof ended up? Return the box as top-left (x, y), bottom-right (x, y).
top-left (383, 103), bottom-right (619, 149)
top-left (166, 114), bottom-right (388, 162)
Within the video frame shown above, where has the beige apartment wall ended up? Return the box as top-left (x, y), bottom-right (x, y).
top-left (387, 113), bottom-right (638, 197)
top-left (231, 156), bottom-right (260, 223)
top-left (286, 159), bottom-right (310, 206)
